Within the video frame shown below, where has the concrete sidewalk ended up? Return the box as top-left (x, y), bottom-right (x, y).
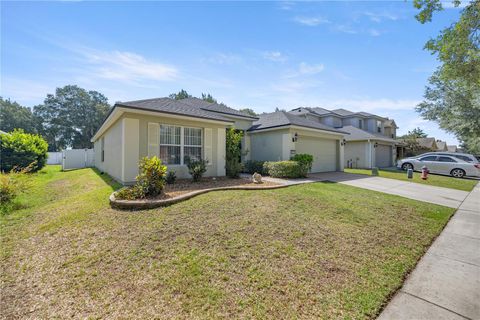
top-left (378, 183), bottom-right (480, 320)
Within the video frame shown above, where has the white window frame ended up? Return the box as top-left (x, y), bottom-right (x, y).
top-left (159, 124), bottom-right (203, 166)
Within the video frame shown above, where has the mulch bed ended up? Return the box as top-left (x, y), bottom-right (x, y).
top-left (157, 176), bottom-right (280, 199)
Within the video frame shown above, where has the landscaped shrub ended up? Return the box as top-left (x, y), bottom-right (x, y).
top-left (186, 158), bottom-right (207, 182)
top-left (243, 160), bottom-right (266, 174)
top-left (136, 156), bottom-right (167, 197)
top-left (225, 128), bottom-right (245, 178)
top-left (0, 129), bottom-right (48, 172)
top-left (116, 156), bottom-right (167, 200)
top-left (291, 153), bottom-right (314, 173)
top-left (263, 160), bottom-right (307, 178)
top-left (165, 171), bottom-right (177, 184)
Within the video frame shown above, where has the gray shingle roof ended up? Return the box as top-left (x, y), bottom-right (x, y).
top-left (248, 111), bottom-right (347, 134)
top-left (309, 107), bottom-right (332, 116)
top-left (116, 97), bottom-right (233, 122)
top-left (331, 108), bottom-right (355, 116)
top-left (180, 97), bottom-right (258, 119)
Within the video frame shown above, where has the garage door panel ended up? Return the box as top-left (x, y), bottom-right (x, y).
top-left (375, 144), bottom-right (392, 168)
top-left (296, 137), bottom-right (337, 172)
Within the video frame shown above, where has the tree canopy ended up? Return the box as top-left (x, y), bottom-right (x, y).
top-left (414, 0), bottom-right (480, 153)
top-left (399, 127), bottom-right (428, 139)
top-left (0, 97), bottom-right (39, 134)
top-left (238, 108), bottom-right (258, 117)
top-left (169, 89), bottom-right (192, 100)
top-left (33, 85), bottom-right (111, 151)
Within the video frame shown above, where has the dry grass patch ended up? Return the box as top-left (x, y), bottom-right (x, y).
top-left (1, 166), bottom-right (454, 319)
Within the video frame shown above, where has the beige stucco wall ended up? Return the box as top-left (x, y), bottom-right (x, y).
top-left (94, 118), bottom-right (123, 182)
top-left (94, 112), bottom-right (229, 184)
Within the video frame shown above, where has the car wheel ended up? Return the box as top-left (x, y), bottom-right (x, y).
top-left (401, 163), bottom-right (413, 171)
top-left (451, 168), bottom-right (465, 178)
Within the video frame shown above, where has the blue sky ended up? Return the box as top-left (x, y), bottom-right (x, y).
top-left (1, 1), bottom-right (463, 144)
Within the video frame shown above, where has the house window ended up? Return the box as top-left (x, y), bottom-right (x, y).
top-left (159, 125), bottom-right (202, 165)
top-left (160, 125), bottom-right (181, 165)
top-left (359, 119), bottom-right (363, 129)
top-left (184, 127), bottom-right (202, 163)
top-left (101, 137), bottom-right (105, 162)
top-left (377, 120), bottom-right (382, 133)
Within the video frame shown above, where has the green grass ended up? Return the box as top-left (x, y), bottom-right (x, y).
top-left (1, 165), bottom-right (455, 319)
top-left (345, 168), bottom-right (477, 192)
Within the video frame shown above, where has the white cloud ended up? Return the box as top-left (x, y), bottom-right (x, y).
top-left (293, 16), bottom-right (330, 26)
top-left (83, 50), bottom-right (178, 82)
top-left (278, 1), bottom-right (295, 10)
top-left (262, 51), bottom-right (288, 62)
top-left (298, 62), bottom-right (325, 75)
top-left (363, 11), bottom-right (399, 22)
top-left (368, 29), bottom-right (382, 37)
top-left (333, 24), bottom-right (358, 34)
top-left (320, 98), bottom-right (420, 112)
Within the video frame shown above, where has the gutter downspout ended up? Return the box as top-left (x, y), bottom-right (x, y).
top-left (368, 139), bottom-right (373, 168)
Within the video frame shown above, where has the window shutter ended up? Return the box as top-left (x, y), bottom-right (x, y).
top-left (204, 128), bottom-right (213, 164)
top-left (148, 122), bottom-right (160, 157)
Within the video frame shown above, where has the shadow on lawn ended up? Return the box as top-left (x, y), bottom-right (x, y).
top-left (92, 168), bottom-right (123, 191)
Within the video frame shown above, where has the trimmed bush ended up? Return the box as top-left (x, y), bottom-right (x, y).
top-left (186, 158), bottom-right (207, 182)
top-left (0, 129), bottom-right (48, 172)
top-left (243, 160), bottom-right (266, 174)
top-left (291, 153), bottom-right (314, 173)
top-left (263, 161), bottom-right (307, 178)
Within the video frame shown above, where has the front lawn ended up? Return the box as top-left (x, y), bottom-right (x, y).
top-left (345, 168), bottom-right (477, 192)
top-left (1, 165), bottom-right (454, 319)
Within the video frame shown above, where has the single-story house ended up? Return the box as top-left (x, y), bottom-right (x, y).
top-left (91, 98), bottom-right (347, 184)
top-left (416, 137), bottom-right (438, 151)
top-left (341, 126), bottom-right (398, 168)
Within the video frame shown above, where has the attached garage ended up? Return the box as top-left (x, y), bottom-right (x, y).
top-left (296, 136), bottom-right (338, 172)
top-left (375, 144), bottom-right (392, 168)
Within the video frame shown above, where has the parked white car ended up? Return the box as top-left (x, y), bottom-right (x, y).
top-left (397, 155), bottom-right (480, 178)
top-left (419, 152), bottom-right (479, 164)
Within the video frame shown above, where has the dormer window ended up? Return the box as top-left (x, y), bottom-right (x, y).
top-left (377, 120), bottom-right (382, 133)
top-left (359, 119), bottom-right (363, 129)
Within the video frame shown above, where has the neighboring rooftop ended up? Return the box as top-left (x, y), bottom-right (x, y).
top-left (416, 137), bottom-right (437, 149)
top-left (341, 125), bottom-right (397, 143)
top-left (248, 111), bottom-right (347, 134)
top-left (290, 106), bottom-right (386, 120)
top-left (447, 145), bottom-right (458, 152)
top-left (180, 97), bottom-right (258, 119)
top-left (436, 140), bottom-right (447, 151)
top-left (117, 97), bottom-right (233, 122)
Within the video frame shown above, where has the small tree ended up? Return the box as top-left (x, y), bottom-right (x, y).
top-left (0, 129), bottom-right (48, 172)
top-left (169, 89), bottom-right (192, 100)
top-left (225, 128), bottom-right (245, 178)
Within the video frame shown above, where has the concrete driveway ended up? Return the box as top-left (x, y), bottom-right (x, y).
top-left (307, 172), bottom-right (469, 209)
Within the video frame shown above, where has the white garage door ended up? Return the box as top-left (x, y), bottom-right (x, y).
top-left (375, 144), bottom-right (392, 168)
top-left (296, 137), bottom-right (338, 172)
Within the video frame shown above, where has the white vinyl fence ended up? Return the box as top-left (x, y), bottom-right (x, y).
top-left (47, 152), bottom-right (63, 165)
top-left (62, 149), bottom-right (94, 170)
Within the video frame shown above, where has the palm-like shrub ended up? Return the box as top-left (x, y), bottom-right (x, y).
top-left (186, 158), bottom-right (207, 182)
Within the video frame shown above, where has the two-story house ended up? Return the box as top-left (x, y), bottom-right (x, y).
top-left (289, 107), bottom-right (400, 168)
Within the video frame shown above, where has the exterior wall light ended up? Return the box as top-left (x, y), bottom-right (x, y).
top-left (374, 142), bottom-right (378, 148)
top-left (340, 139), bottom-right (346, 146)
top-left (292, 132), bottom-right (298, 142)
